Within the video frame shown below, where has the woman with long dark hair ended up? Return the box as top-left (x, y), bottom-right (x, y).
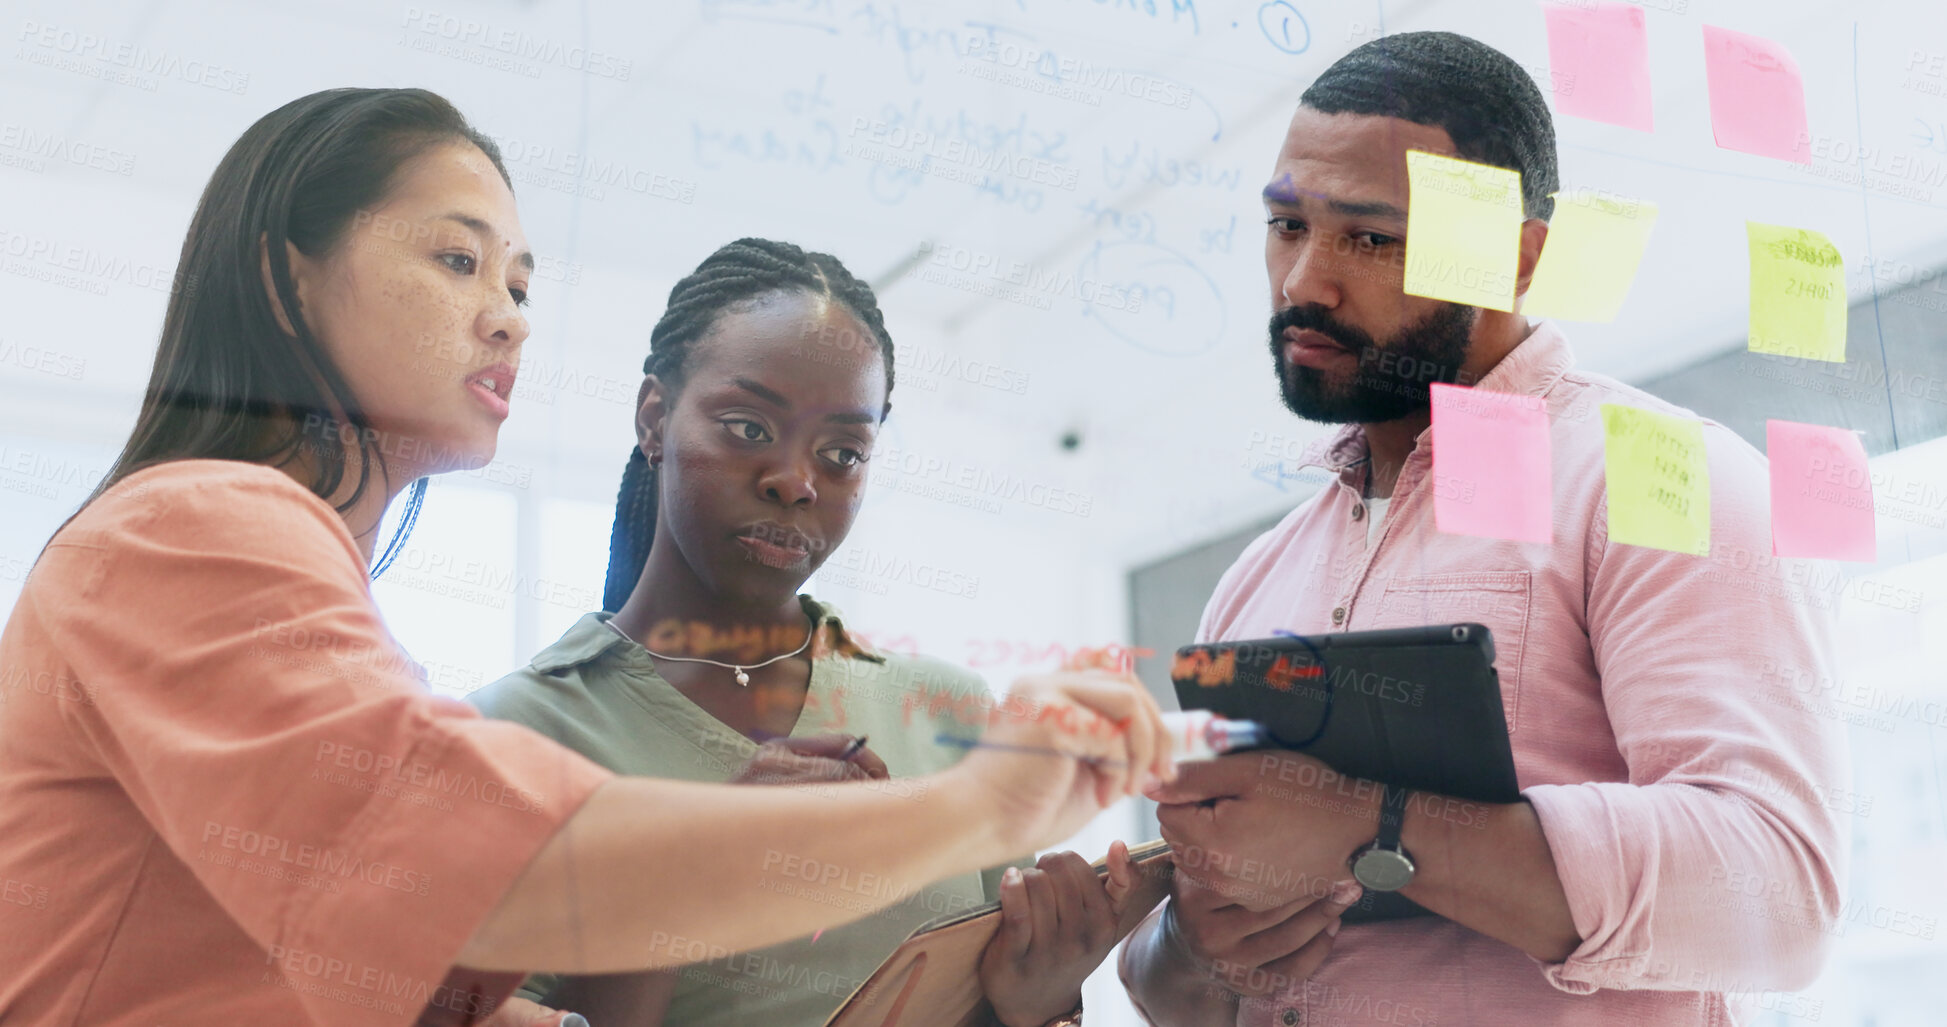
top-left (471, 238), bottom-right (1144, 1027)
top-left (0, 89), bottom-right (1171, 1027)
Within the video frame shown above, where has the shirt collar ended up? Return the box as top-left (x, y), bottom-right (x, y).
top-left (529, 594), bottom-right (886, 675)
top-left (1294, 320), bottom-right (1576, 476)
top-left (1475, 319), bottom-right (1575, 400)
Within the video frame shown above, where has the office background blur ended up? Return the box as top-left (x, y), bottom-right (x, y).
top-left (2, 0), bottom-right (1944, 1022)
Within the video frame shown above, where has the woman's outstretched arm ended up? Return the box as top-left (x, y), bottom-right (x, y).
top-left (461, 672), bottom-right (1172, 972)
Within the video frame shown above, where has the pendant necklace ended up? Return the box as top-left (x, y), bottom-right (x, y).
top-left (607, 617), bottom-right (815, 687)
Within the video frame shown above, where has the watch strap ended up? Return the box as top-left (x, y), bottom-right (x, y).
top-left (1376, 782), bottom-right (1409, 849)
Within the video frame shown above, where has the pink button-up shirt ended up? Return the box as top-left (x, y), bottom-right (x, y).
top-left (1200, 323), bottom-right (1848, 1026)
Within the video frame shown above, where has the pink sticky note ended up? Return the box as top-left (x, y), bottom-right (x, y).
top-left (1430, 384), bottom-right (1552, 544)
top-left (1768, 420), bottom-right (1875, 561)
top-left (1543, 4), bottom-right (1654, 131)
top-left (1702, 25), bottom-right (1811, 164)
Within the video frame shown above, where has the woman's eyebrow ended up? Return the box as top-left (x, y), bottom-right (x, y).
top-left (730, 378), bottom-right (877, 424)
top-left (435, 212), bottom-right (534, 270)
top-left (732, 377), bottom-right (791, 409)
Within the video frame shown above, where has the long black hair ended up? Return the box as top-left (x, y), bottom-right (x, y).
top-left (81, 87), bottom-right (512, 575)
top-left (601, 238), bottom-right (897, 612)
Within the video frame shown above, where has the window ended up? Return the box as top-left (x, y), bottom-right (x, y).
top-left (370, 481), bottom-right (519, 699)
top-left (535, 496), bottom-right (615, 647)
top-left (1774, 436), bottom-right (1947, 1025)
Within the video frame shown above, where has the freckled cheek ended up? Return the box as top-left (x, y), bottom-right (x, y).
top-left (386, 267), bottom-right (470, 335)
top-left (424, 294), bottom-right (472, 350)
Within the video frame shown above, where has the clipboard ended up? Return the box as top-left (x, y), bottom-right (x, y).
top-left (820, 839), bottom-right (1174, 1027)
top-left (1171, 624), bottom-right (1521, 923)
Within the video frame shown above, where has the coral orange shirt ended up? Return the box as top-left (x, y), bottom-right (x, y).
top-left (0, 460), bottom-right (613, 1026)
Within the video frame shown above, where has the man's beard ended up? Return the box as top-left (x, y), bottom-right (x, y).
top-left (1268, 301), bottom-right (1478, 424)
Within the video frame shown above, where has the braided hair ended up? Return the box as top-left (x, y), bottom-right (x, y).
top-left (601, 237), bottom-right (897, 612)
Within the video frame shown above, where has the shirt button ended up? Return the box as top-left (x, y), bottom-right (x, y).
top-left (1331, 607), bottom-right (1346, 625)
top-left (1283, 1010), bottom-right (1300, 1025)
top-left (1351, 504), bottom-right (1365, 521)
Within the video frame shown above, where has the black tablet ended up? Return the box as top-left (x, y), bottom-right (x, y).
top-left (1170, 623), bottom-right (1520, 921)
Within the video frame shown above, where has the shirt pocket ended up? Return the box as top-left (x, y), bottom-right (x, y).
top-left (1369, 571), bottom-right (1531, 734)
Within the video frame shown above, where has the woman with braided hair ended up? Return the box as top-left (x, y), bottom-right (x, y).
top-left (470, 238), bottom-right (1143, 1027)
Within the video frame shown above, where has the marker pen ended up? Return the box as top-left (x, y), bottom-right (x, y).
top-left (1160, 710), bottom-right (1273, 762)
top-left (933, 712), bottom-right (1273, 765)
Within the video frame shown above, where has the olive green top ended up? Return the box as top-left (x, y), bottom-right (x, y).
top-left (467, 596), bottom-right (1023, 1026)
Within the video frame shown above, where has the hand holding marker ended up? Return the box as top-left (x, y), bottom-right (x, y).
top-left (931, 643), bottom-right (1271, 765)
top-left (936, 710), bottom-right (1271, 766)
top-left (1164, 709), bottom-right (1274, 762)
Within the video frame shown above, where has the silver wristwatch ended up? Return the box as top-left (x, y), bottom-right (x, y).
top-left (1348, 783), bottom-right (1415, 891)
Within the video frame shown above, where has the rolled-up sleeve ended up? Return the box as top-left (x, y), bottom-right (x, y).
top-left (36, 464), bottom-right (613, 1026)
top-left (1525, 424), bottom-right (1849, 994)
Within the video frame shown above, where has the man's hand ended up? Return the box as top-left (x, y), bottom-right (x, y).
top-left (978, 851), bottom-right (1120, 1027)
top-left (1166, 872), bottom-right (1359, 1001)
top-left (1150, 750), bottom-right (1586, 966)
top-left (1146, 750), bottom-right (1381, 911)
top-left (1115, 863), bottom-right (1359, 1027)
top-left (730, 734), bottom-right (888, 785)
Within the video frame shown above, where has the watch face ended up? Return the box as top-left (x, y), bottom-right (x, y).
top-left (1351, 847), bottom-right (1416, 892)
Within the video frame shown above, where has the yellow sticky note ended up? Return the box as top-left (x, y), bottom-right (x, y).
top-left (1601, 404), bottom-right (1710, 556)
top-left (1404, 150), bottom-right (1523, 312)
top-left (1747, 222), bottom-right (1846, 362)
top-left (1523, 188), bottom-right (1659, 322)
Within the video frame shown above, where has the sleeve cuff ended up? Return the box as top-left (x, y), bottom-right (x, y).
top-left (1521, 782), bottom-right (1650, 993)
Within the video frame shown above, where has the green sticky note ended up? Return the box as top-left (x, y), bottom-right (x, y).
top-left (1404, 150), bottom-right (1523, 312)
top-left (1523, 188), bottom-right (1659, 322)
top-left (1601, 404), bottom-right (1710, 556)
top-left (1747, 222), bottom-right (1847, 362)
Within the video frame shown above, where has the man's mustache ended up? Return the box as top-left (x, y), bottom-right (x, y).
top-left (1268, 305), bottom-right (1376, 359)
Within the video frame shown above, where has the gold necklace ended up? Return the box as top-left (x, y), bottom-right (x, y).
top-left (605, 616), bottom-right (816, 687)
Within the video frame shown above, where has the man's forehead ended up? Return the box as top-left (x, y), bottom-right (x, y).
top-left (1261, 171), bottom-right (1336, 205)
top-left (1264, 109), bottom-right (1461, 209)
top-left (1260, 172), bottom-right (1408, 220)
top-left (1260, 161), bottom-right (1409, 216)
top-left (1275, 107), bottom-right (1459, 165)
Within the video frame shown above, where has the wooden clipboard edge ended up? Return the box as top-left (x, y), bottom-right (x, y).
top-left (820, 839), bottom-right (1175, 1027)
